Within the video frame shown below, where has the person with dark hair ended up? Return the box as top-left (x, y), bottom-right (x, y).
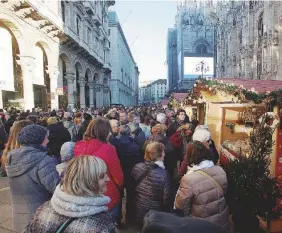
top-left (191, 119), bottom-right (199, 128)
top-left (74, 117), bottom-right (124, 221)
top-left (166, 109), bottom-right (189, 139)
top-left (63, 116), bottom-right (77, 141)
top-left (174, 141), bottom-right (229, 231)
top-left (6, 124), bottom-right (60, 232)
top-left (74, 113), bottom-right (92, 141)
top-left (27, 115), bottom-right (38, 124)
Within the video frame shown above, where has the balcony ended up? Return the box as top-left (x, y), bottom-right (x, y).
top-left (92, 14), bottom-right (101, 27)
top-left (82, 1), bottom-right (94, 16)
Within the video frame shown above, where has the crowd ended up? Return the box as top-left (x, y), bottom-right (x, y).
top-left (0, 106), bottom-right (230, 233)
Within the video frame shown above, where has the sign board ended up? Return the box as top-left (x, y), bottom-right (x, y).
top-left (56, 88), bottom-right (64, 96)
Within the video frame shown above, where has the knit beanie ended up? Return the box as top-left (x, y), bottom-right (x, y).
top-left (60, 142), bottom-right (75, 162)
top-left (18, 124), bottom-right (47, 145)
top-left (47, 116), bottom-right (58, 125)
top-left (192, 129), bottom-right (211, 142)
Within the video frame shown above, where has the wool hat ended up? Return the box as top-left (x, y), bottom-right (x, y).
top-left (60, 142), bottom-right (75, 162)
top-left (47, 116), bottom-right (58, 125)
top-left (18, 124), bottom-right (48, 145)
top-left (192, 129), bottom-right (211, 142)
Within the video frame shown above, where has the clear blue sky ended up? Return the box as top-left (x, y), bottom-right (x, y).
top-left (110, 0), bottom-right (177, 83)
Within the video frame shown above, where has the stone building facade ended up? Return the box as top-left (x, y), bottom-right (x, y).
top-left (216, 1), bottom-right (281, 80)
top-left (108, 11), bottom-right (139, 107)
top-left (0, 0), bottom-right (114, 110)
top-left (167, 0), bottom-right (216, 91)
top-left (139, 79), bottom-right (167, 105)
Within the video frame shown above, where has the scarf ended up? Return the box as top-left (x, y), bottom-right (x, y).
top-left (187, 160), bottom-right (214, 174)
top-left (155, 160), bottom-right (165, 169)
top-left (51, 185), bottom-right (110, 218)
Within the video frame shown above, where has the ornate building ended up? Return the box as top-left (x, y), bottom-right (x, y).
top-left (108, 11), bottom-right (139, 107)
top-left (216, 1), bottom-right (280, 80)
top-left (167, 0), bottom-right (216, 91)
top-left (0, 0), bottom-right (114, 110)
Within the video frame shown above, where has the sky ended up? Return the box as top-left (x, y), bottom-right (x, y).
top-left (109, 0), bottom-right (178, 83)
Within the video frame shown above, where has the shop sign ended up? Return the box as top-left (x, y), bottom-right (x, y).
top-left (56, 88), bottom-right (64, 96)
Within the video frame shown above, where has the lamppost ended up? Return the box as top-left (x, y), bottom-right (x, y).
top-left (196, 60), bottom-right (209, 79)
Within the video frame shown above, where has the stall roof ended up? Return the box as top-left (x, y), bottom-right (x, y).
top-left (217, 78), bottom-right (282, 93)
top-left (173, 93), bottom-right (187, 101)
top-left (161, 99), bottom-right (169, 105)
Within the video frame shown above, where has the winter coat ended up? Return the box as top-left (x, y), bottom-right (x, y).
top-left (139, 123), bottom-right (151, 139)
top-left (142, 210), bottom-right (227, 233)
top-left (166, 121), bottom-right (182, 139)
top-left (174, 166), bottom-right (229, 230)
top-left (6, 145), bottom-right (60, 233)
top-left (24, 185), bottom-right (115, 233)
top-left (47, 122), bottom-right (71, 158)
top-left (74, 139), bottom-right (124, 210)
top-left (168, 131), bottom-right (186, 161)
top-left (131, 162), bottom-right (172, 224)
top-left (133, 127), bottom-right (146, 148)
top-left (0, 122), bottom-right (7, 151)
top-left (117, 135), bottom-right (141, 188)
top-left (75, 119), bottom-right (91, 142)
top-left (63, 121), bottom-right (77, 142)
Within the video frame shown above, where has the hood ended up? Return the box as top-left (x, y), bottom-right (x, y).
top-left (6, 145), bottom-right (48, 177)
top-left (63, 121), bottom-right (74, 129)
top-left (51, 185), bottom-right (110, 218)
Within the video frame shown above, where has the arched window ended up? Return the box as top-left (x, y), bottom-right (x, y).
top-left (196, 44), bottom-right (207, 54)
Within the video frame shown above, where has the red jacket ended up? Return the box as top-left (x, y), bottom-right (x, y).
top-left (74, 139), bottom-right (124, 210)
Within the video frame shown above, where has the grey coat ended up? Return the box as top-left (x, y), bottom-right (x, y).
top-left (6, 145), bottom-right (60, 233)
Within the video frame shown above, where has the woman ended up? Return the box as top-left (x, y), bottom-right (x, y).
top-left (74, 117), bottom-right (124, 219)
top-left (174, 141), bottom-right (229, 231)
top-left (24, 156), bottom-right (115, 233)
top-left (0, 120), bottom-right (34, 177)
top-left (6, 124), bottom-right (60, 232)
top-left (131, 142), bottom-right (172, 224)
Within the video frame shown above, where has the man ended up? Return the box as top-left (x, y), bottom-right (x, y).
top-left (165, 109), bottom-right (175, 126)
top-left (128, 111), bottom-right (141, 124)
top-left (166, 109), bottom-right (189, 139)
top-left (119, 110), bottom-right (129, 125)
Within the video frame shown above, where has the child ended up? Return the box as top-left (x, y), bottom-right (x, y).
top-left (56, 141), bottom-right (75, 177)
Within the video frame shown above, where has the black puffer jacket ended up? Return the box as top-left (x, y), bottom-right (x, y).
top-left (131, 162), bottom-right (172, 224)
top-left (47, 122), bottom-right (71, 158)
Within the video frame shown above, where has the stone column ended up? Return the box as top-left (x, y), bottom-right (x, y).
top-left (48, 65), bottom-right (60, 110)
top-left (20, 56), bottom-right (35, 111)
top-left (95, 85), bottom-right (101, 108)
top-left (103, 87), bottom-right (108, 106)
top-left (100, 85), bottom-right (104, 107)
top-left (66, 72), bottom-right (75, 109)
top-left (88, 82), bottom-right (95, 108)
top-left (79, 77), bottom-right (86, 108)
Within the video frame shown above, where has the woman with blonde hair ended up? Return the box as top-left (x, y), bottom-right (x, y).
top-left (0, 120), bottom-right (34, 176)
top-left (74, 117), bottom-right (123, 221)
top-left (131, 142), bottom-right (172, 225)
top-left (24, 156), bottom-right (115, 233)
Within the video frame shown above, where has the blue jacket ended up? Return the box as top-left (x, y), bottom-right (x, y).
top-left (6, 145), bottom-right (60, 233)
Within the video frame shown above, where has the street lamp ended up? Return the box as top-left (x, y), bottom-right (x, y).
top-left (196, 60), bottom-right (209, 79)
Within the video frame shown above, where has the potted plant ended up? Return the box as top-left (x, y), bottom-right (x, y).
top-left (223, 114), bottom-right (281, 233)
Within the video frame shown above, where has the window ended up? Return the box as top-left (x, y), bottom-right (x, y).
top-left (76, 15), bottom-right (81, 35)
top-left (196, 44), bottom-right (207, 54)
top-left (108, 29), bottom-right (111, 35)
top-left (103, 49), bottom-right (106, 61)
top-left (109, 42), bottom-right (111, 48)
top-left (87, 27), bottom-right (91, 44)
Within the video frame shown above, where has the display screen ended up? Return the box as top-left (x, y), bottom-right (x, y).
top-left (184, 57), bottom-right (214, 79)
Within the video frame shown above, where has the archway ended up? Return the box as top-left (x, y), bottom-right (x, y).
top-left (0, 23), bottom-right (23, 109)
top-left (75, 62), bottom-right (83, 108)
top-left (33, 43), bottom-right (50, 109)
top-left (196, 44), bottom-right (207, 54)
top-left (85, 68), bottom-right (91, 107)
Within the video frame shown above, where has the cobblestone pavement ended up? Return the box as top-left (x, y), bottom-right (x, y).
top-left (0, 177), bottom-right (138, 233)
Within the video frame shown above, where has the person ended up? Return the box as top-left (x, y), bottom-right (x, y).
top-left (26, 115), bottom-right (38, 124)
top-left (139, 115), bottom-right (151, 139)
top-left (73, 112), bottom-right (82, 126)
top-left (74, 117), bottom-right (124, 220)
top-left (156, 113), bottom-right (166, 125)
top-left (106, 109), bottom-right (118, 120)
top-left (165, 109), bottom-right (175, 127)
top-left (109, 119), bottom-right (121, 158)
top-left (174, 141), bottom-right (229, 231)
top-left (24, 156), bottom-right (116, 233)
top-left (118, 125), bottom-right (141, 225)
top-left (0, 120), bottom-right (34, 177)
top-left (47, 117), bottom-right (71, 163)
top-left (131, 142), bottom-right (172, 225)
top-left (169, 123), bottom-right (195, 164)
top-left (119, 110), bottom-right (128, 125)
top-left (56, 141), bottom-right (75, 177)
top-left (63, 116), bottom-right (77, 141)
top-left (75, 112), bottom-right (92, 141)
top-left (166, 109), bottom-right (189, 139)
top-left (6, 124), bottom-right (60, 232)
top-left (128, 122), bottom-right (146, 149)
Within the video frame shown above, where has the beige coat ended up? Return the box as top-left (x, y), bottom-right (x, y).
top-left (175, 166), bottom-right (229, 230)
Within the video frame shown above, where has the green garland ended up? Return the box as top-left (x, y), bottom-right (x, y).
top-left (198, 78), bottom-right (282, 106)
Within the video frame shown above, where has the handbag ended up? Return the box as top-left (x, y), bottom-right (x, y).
top-left (55, 218), bottom-right (77, 233)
